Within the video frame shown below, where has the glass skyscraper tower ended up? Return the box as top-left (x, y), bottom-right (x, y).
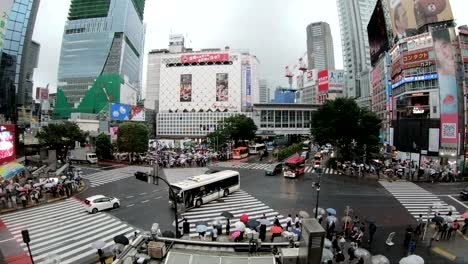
top-left (57, 0), bottom-right (145, 106)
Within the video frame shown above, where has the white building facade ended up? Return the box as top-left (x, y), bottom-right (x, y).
top-left (155, 49), bottom-right (260, 138)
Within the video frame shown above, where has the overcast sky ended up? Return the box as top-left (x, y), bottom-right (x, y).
top-left (32, 0), bottom-right (468, 94)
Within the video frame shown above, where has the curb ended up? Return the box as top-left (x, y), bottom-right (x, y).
top-left (0, 181), bottom-right (89, 215)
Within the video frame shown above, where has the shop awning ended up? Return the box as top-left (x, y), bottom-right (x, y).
top-left (0, 162), bottom-right (26, 180)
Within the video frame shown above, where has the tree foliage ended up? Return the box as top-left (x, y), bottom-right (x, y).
top-left (36, 121), bottom-right (88, 161)
top-left (96, 133), bottom-right (113, 160)
top-left (311, 98), bottom-right (381, 161)
top-left (207, 129), bottom-right (227, 149)
top-left (116, 122), bottom-right (149, 154)
top-left (221, 115), bottom-right (257, 146)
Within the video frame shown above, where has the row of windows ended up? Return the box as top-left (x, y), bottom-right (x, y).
top-left (65, 28), bottom-right (86, 34)
top-left (393, 79), bottom-right (438, 96)
top-left (402, 65), bottom-right (437, 76)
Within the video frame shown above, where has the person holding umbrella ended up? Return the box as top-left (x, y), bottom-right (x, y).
top-left (212, 224), bottom-right (218, 241)
top-left (259, 214), bottom-right (269, 241)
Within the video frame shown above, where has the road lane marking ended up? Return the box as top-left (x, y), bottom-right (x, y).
top-left (448, 195), bottom-right (468, 209)
top-left (431, 247), bottom-right (456, 261)
top-left (139, 192), bottom-right (147, 195)
top-left (141, 200), bottom-right (150, 203)
top-left (154, 196), bottom-right (162, 200)
top-left (126, 204), bottom-right (135, 207)
top-left (126, 196), bottom-right (134, 199)
top-left (152, 190), bottom-right (158, 192)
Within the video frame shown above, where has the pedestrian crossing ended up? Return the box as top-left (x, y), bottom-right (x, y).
top-left (214, 162), bottom-right (337, 174)
top-left (179, 190), bottom-right (288, 238)
top-left (82, 165), bottom-right (152, 187)
top-left (379, 181), bottom-right (464, 222)
top-left (0, 198), bottom-right (138, 264)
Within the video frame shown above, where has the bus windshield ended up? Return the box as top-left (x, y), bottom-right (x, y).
top-left (284, 157), bottom-right (305, 178)
top-left (302, 141), bottom-right (311, 150)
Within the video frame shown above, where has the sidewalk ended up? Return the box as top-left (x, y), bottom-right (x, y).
top-left (425, 223), bottom-right (468, 262)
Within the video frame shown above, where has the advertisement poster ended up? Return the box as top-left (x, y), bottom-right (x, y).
top-left (328, 70), bottom-right (344, 90)
top-left (216, 73), bottom-right (229, 101)
top-left (110, 103), bottom-right (130, 121)
top-left (35, 87), bottom-right (49, 100)
top-left (130, 106), bottom-right (145, 121)
top-left (181, 53), bottom-right (229, 63)
top-left (110, 127), bottom-right (118, 141)
top-left (180, 74), bottom-right (192, 102)
top-left (386, 0), bottom-right (454, 40)
top-left (318, 70), bottom-right (329, 92)
top-left (0, 125), bottom-right (15, 165)
top-left (432, 28), bottom-right (458, 146)
top-left (368, 0), bottom-right (390, 66)
top-left (245, 66), bottom-right (251, 107)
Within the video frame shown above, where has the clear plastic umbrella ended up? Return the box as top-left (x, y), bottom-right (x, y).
top-left (299, 210), bottom-right (310, 218)
top-left (313, 207), bottom-right (326, 215)
top-left (354, 248), bottom-right (371, 258)
top-left (322, 248), bottom-right (333, 261)
top-left (324, 238), bottom-right (332, 249)
top-left (234, 221), bottom-right (246, 232)
top-left (399, 255), bottom-right (424, 264)
top-left (90, 240), bottom-right (106, 249)
top-left (371, 255), bottom-right (390, 264)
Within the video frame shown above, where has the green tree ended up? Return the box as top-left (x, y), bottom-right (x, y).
top-left (116, 122), bottom-right (149, 157)
top-left (207, 130), bottom-right (227, 150)
top-left (221, 115), bottom-right (257, 146)
top-left (95, 133), bottom-right (113, 160)
top-left (36, 121), bottom-right (88, 161)
top-left (311, 98), bottom-right (381, 161)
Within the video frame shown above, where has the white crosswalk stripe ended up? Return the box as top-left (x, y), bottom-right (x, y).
top-left (214, 162), bottom-right (339, 175)
top-left (82, 165), bottom-right (151, 187)
top-left (0, 198), bottom-right (138, 264)
top-left (180, 190), bottom-right (288, 237)
top-left (379, 181), bottom-right (464, 222)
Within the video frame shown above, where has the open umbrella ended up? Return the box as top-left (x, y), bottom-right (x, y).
top-left (240, 213), bottom-right (249, 223)
top-left (444, 216), bottom-right (454, 223)
top-left (326, 215), bottom-right (337, 224)
top-left (44, 183), bottom-right (55, 188)
top-left (271, 226), bottom-right (283, 234)
top-left (431, 216), bottom-right (444, 223)
top-left (354, 248), bottom-right (371, 259)
top-left (365, 216), bottom-right (376, 224)
top-left (246, 219), bottom-right (260, 229)
top-left (324, 238), bottom-right (332, 249)
top-left (196, 224), bottom-right (207, 233)
top-left (399, 255), bottom-right (424, 264)
top-left (220, 211), bottom-right (234, 219)
top-left (91, 240), bottom-right (106, 249)
top-left (299, 210), bottom-right (310, 218)
top-left (259, 218), bottom-right (270, 226)
top-left (313, 207), bottom-right (325, 215)
top-left (33, 183), bottom-right (43, 187)
top-left (231, 231), bottom-right (240, 240)
top-left (162, 230), bottom-right (175, 238)
top-left (371, 255), bottom-right (390, 264)
top-left (60, 175), bottom-right (67, 180)
top-left (322, 248), bottom-right (333, 261)
top-left (341, 216), bottom-right (352, 223)
top-left (326, 208), bottom-right (336, 215)
top-left (462, 212), bottom-right (468, 219)
top-left (234, 221), bottom-right (246, 232)
top-left (113, 234), bottom-right (129, 245)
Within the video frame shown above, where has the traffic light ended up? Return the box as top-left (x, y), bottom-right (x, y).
top-left (21, 229), bottom-right (30, 244)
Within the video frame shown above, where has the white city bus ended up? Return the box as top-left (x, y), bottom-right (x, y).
top-left (302, 140), bottom-right (311, 151)
top-left (169, 170), bottom-right (240, 210)
top-left (249, 143), bottom-right (266, 154)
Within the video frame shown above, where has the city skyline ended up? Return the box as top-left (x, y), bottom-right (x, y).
top-left (31, 0), bottom-right (468, 95)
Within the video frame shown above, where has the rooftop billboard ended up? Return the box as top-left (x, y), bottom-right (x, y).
top-left (368, 0), bottom-right (391, 66)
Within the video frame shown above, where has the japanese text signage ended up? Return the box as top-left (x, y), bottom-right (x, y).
top-left (0, 0), bottom-right (13, 54)
top-left (328, 70), bottom-right (344, 90)
top-left (181, 53), bottom-right (229, 63)
top-left (403, 51), bottom-right (429, 64)
top-left (317, 70), bottom-right (329, 92)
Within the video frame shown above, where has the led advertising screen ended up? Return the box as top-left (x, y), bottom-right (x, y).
top-left (386, 0), bottom-right (454, 40)
top-left (180, 74), bottom-right (192, 102)
top-left (110, 103), bottom-right (130, 121)
top-left (0, 125), bottom-right (15, 165)
top-left (368, 0), bottom-right (391, 67)
top-left (317, 70), bottom-right (329, 92)
top-left (432, 28), bottom-right (458, 147)
top-left (180, 53), bottom-right (229, 63)
top-left (130, 106), bottom-right (145, 121)
top-left (216, 73), bottom-right (228, 102)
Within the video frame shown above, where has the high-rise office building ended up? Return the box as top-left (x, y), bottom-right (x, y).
top-left (57, 0), bottom-right (146, 106)
top-left (144, 49), bottom-right (169, 111)
top-left (337, 0), bottom-right (377, 106)
top-left (259, 79), bottom-right (270, 103)
top-left (306, 22), bottom-right (335, 71)
top-left (0, 0), bottom-right (40, 123)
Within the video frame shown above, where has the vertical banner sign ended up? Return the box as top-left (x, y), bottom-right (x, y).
top-left (245, 65), bottom-right (251, 107)
top-left (180, 74), bottom-right (192, 102)
top-left (432, 28), bottom-right (458, 148)
top-left (216, 73), bottom-right (228, 101)
top-left (317, 70), bottom-right (329, 92)
top-left (0, 125), bottom-right (15, 165)
top-left (0, 0), bottom-right (13, 54)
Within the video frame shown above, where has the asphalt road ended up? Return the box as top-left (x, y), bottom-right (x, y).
top-left (76, 163), bottom-right (454, 263)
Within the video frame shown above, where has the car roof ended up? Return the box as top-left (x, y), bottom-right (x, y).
top-left (86, 195), bottom-right (106, 200)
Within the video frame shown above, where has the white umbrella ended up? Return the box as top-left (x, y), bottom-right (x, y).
top-left (90, 240), bottom-right (106, 249)
top-left (326, 215), bottom-right (337, 224)
top-left (60, 175), bottom-right (67, 180)
top-left (322, 248), bottom-right (333, 261)
top-left (444, 216), bottom-right (454, 223)
top-left (313, 207), bottom-right (326, 215)
top-left (44, 183), bottom-right (55, 188)
top-left (324, 238), bottom-right (332, 249)
top-left (354, 248), bottom-right (371, 258)
top-left (33, 183), bottom-right (43, 187)
top-left (371, 255), bottom-right (390, 264)
top-left (399, 255), bottom-right (424, 264)
top-left (234, 221), bottom-right (246, 232)
top-left (259, 218), bottom-right (270, 226)
top-left (299, 210), bottom-right (310, 218)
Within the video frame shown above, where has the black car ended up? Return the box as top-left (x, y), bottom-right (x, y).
top-left (265, 163), bottom-right (283, 176)
top-left (461, 186), bottom-right (468, 200)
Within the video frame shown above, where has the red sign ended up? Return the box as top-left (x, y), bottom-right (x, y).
top-left (318, 70), bottom-right (329, 92)
top-left (35, 87), bottom-right (49, 100)
top-left (181, 53), bottom-right (229, 63)
top-left (0, 125), bottom-right (15, 165)
top-left (403, 51), bottom-right (429, 64)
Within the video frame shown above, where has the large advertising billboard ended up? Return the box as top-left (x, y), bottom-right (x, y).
top-left (386, 0), bottom-right (454, 40)
top-left (368, 0), bottom-right (391, 66)
top-left (180, 74), bottom-right (192, 102)
top-left (216, 73), bottom-right (228, 101)
top-left (35, 87), bottom-right (49, 100)
top-left (328, 70), bottom-right (344, 91)
top-left (317, 70), bottom-right (329, 93)
top-left (181, 53), bottom-right (229, 63)
top-left (130, 106), bottom-right (145, 121)
top-left (432, 28), bottom-right (458, 147)
top-left (110, 103), bottom-right (145, 121)
top-left (0, 125), bottom-right (15, 165)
